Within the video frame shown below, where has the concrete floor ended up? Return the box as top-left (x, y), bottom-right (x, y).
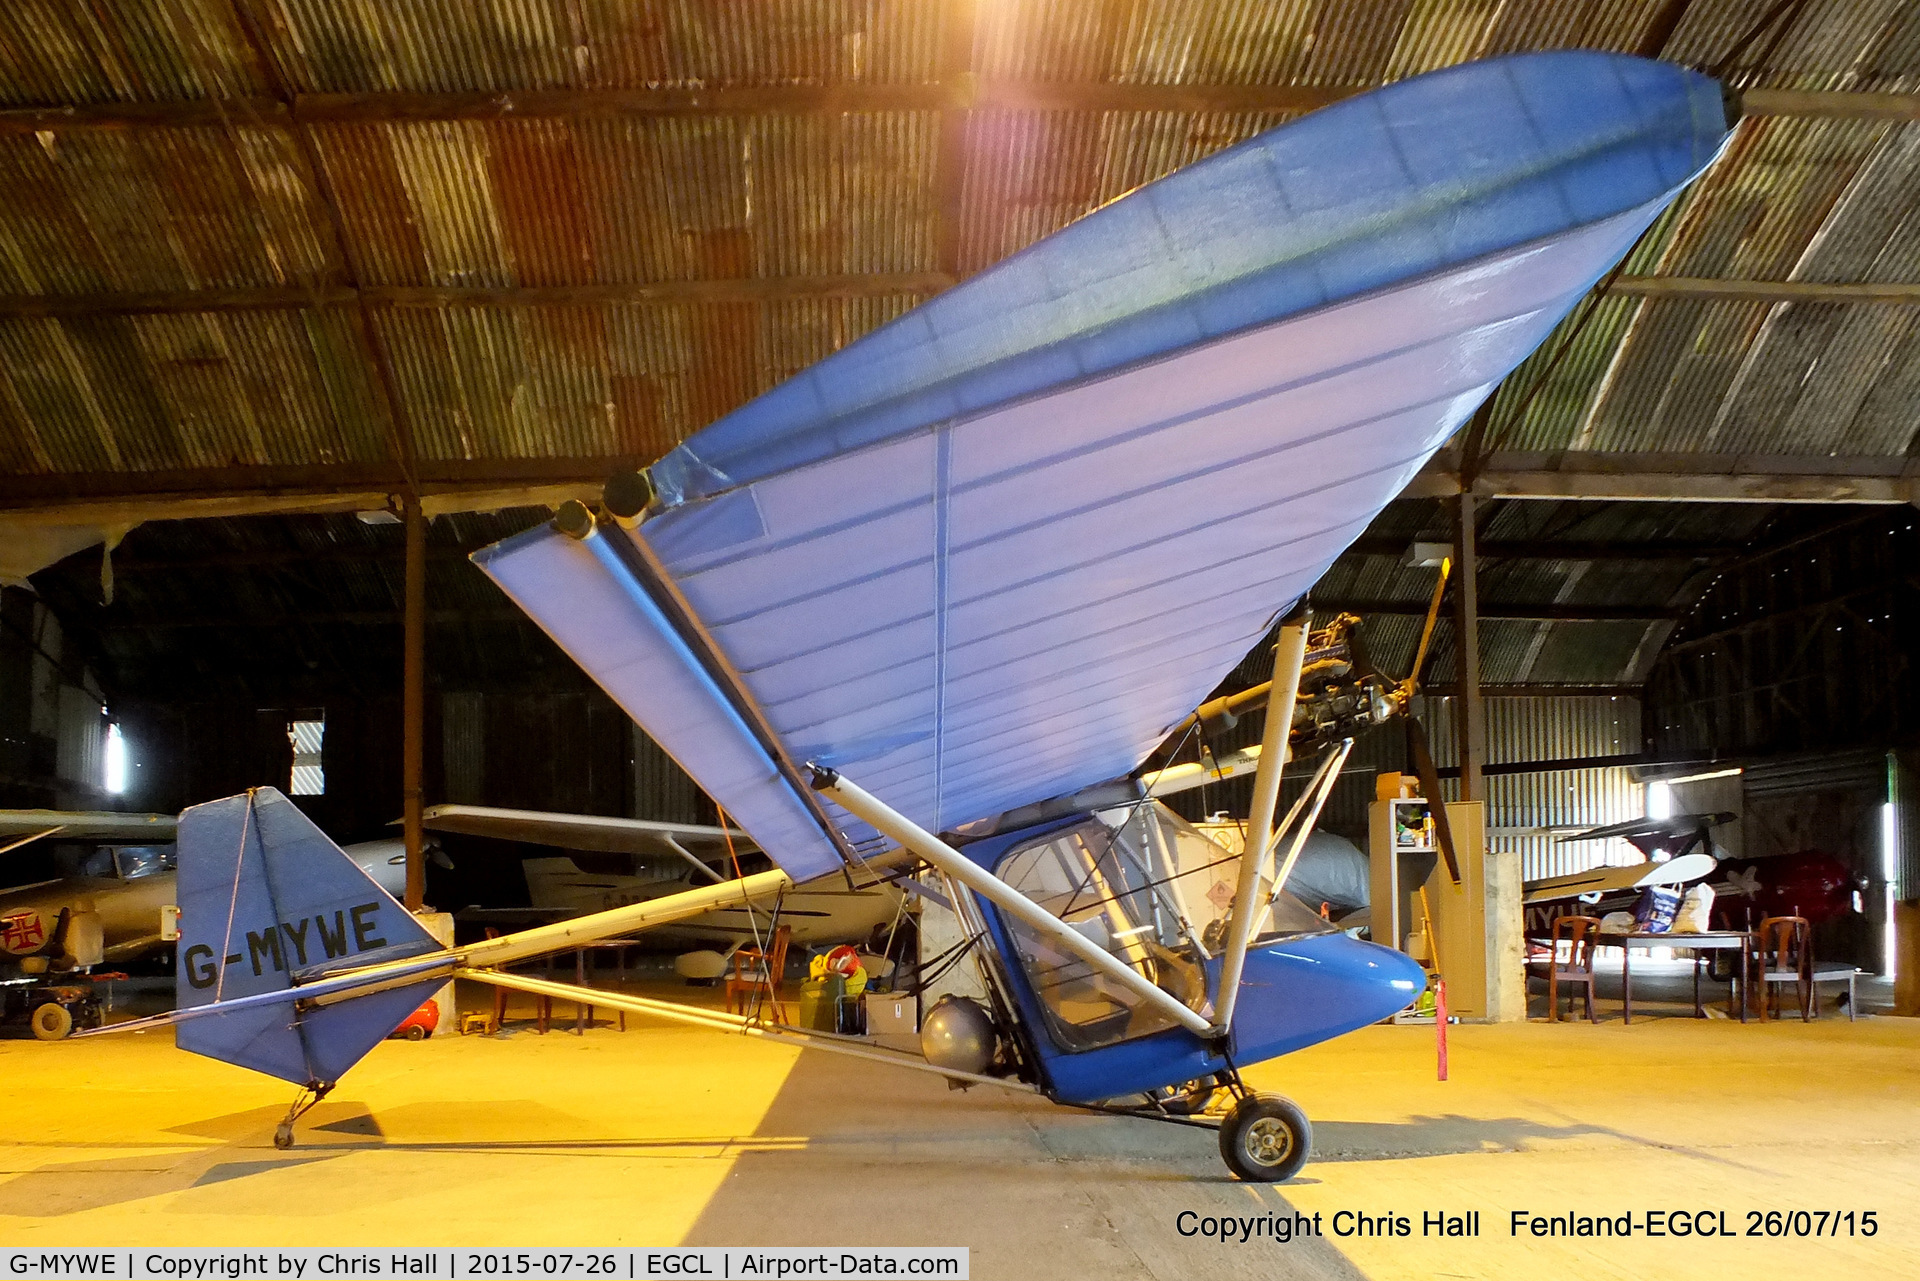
top-left (2, 981), bottom-right (1917, 1280)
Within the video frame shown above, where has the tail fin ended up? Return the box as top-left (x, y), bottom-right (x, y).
top-left (176, 788), bottom-right (441, 1087)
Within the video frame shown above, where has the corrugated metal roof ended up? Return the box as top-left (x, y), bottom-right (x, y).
top-left (0, 308), bottom-right (390, 475)
top-left (267, 0), bottom-right (944, 93)
top-left (0, 1), bottom-right (1912, 491)
top-left (0, 1), bottom-right (262, 105)
top-left (2, 2), bottom-right (1918, 747)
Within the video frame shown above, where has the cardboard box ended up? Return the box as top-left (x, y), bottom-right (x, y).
top-left (866, 992), bottom-right (919, 1053)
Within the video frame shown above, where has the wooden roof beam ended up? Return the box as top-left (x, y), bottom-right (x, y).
top-left (0, 459), bottom-right (622, 525)
top-left (1314, 599), bottom-right (1672, 622)
top-left (0, 275), bottom-right (954, 317)
top-left (1343, 536), bottom-right (1732, 561)
top-left (0, 83), bottom-right (1909, 132)
top-left (1408, 454), bottom-right (1920, 505)
top-left (1608, 277), bottom-right (1920, 304)
top-left (5, 271), bottom-right (1908, 320)
top-left (96, 607), bottom-right (531, 631)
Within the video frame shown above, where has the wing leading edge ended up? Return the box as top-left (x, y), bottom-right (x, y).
top-left (478, 53), bottom-right (1734, 877)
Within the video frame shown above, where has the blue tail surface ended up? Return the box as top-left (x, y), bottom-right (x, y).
top-left (175, 788), bottom-right (441, 1087)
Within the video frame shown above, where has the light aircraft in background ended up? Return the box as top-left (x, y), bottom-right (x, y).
top-left (1519, 812), bottom-right (1727, 935)
top-left (88, 53), bottom-right (1734, 1181)
top-left (0, 808), bottom-right (420, 975)
top-left (425, 803), bottom-right (906, 953)
top-left (1549, 811), bottom-right (1866, 930)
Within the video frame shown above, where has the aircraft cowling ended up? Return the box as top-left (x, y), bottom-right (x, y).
top-left (57, 909), bottom-right (106, 969)
top-left (1714, 852), bottom-right (1861, 927)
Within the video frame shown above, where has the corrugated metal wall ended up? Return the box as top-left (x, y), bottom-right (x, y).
top-left (632, 722), bottom-right (708, 827)
top-left (0, 585), bottom-right (111, 809)
top-left (1891, 750), bottom-right (1920, 902)
top-left (54, 683), bottom-right (104, 792)
top-left (1418, 694), bottom-right (1646, 880)
top-left (437, 688), bottom-right (707, 823)
top-left (440, 691), bottom-right (485, 805)
top-left (1167, 691), bottom-right (1647, 882)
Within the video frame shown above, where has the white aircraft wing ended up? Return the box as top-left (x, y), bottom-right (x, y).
top-left (0, 809), bottom-right (176, 842)
top-left (1522, 853), bottom-right (1718, 906)
top-left (419, 804), bottom-right (754, 862)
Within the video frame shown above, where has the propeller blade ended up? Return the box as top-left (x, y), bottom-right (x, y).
top-left (1406, 717), bottom-right (1462, 886)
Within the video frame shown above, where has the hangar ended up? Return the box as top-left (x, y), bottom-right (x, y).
top-left (2, 2), bottom-right (1918, 1278)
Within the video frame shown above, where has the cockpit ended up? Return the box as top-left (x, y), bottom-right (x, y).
top-left (991, 801), bottom-right (1333, 1053)
top-left (78, 846), bottom-right (175, 881)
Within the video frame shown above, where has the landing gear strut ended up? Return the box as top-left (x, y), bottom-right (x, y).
top-left (1209, 1065), bottom-right (1310, 1182)
top-left (273, 1081), bottom-right (334, 1150)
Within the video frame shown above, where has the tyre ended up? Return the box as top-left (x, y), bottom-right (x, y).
top-left (30, 1002), bottom-right (74, 1041)
top-left (1218, 1094), bottom-right (1311, 1182)
top-left (273, 1123), bottom-right (294, 1150)
top-left (404, 1024), bottom-right (427, 1041)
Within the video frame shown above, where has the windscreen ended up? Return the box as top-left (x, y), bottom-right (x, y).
top-left (991, 802), bottom-right (1333, 1053)
top-left (1126, 805), bottom-right (1337, 949)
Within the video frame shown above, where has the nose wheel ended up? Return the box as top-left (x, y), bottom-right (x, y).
top-left (1219, 1093), bottom-right (1311, 1182)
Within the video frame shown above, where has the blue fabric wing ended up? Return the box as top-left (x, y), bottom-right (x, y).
top-left (480, 53), bottom-right (1732, 871)
top-left (474, 526), bottom-right (851, 878)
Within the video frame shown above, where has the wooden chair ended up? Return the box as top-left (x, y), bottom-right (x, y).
top-left (1548, 915), bottom-right (1603, 1023)
top-left (1754, 916), bottom-right (1813, 1022)
top-left (726, 925), bottom-right (792, 1024)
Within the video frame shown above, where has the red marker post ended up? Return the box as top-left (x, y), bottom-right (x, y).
top-left (1434, 979), bottom-right (1449, 1082)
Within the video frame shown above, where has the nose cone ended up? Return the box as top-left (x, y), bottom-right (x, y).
top-left (1228, 932), bottom-right (1426, 1062)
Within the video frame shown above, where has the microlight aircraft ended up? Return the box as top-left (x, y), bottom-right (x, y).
top-left (93, 52), bottom-right (1735, 1181)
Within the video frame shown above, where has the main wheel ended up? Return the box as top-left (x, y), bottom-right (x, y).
top-left (30, 1002), bottom-right (73, 1041)
top-left (1218, 1094), bottom-right (1311, 1182)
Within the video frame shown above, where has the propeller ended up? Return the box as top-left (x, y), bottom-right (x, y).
top-left (1404, 717), bottom-right (1462, 886)
top-left (1397, 555), bottom-right (1461, 886)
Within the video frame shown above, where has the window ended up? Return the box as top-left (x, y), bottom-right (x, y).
top-left (993, 805), bottom-right (1335, 1054)
top-left (290, 717), bottom-right (325, 795)
top-left (997, 819), bottom-right (1192, 1052)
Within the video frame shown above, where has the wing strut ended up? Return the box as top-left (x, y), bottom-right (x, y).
top-left (462, 968), bottom-right (1035, 1093)
top-left (0, 826), bottom-right (64, 857)
top-left (1211, 602), bottom-right (1312, 1040)
top-left (808, 765), bottom-right (1212, 1038)
top-left (1267, 738), bottom-right (1355, 903)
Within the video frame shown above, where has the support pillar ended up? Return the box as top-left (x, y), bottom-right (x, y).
top-left (402, 492), bottom-right (426, 911)
top-left (1452, 492), bottom-right (1485, 804)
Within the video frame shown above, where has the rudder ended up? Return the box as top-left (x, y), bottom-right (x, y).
top-left (175, 788), bottom-right (442, 1086)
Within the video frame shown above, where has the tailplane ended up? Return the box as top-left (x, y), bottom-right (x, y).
top-left (175, 788), bottom-right (441, 1087)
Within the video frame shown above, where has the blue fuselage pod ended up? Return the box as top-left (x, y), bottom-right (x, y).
top-left (962, 814), bottom-right (1424, 1105)
top-left (1225, 933), bottom-right (1428, 1065)
top-left (1008, 932), bottom-right (1423, 1106)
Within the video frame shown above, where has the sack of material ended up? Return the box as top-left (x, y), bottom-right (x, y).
top-left (1671, 883), bottom-right (1716, 934)
top-left (1633, 885), bottom-right (1683, 934)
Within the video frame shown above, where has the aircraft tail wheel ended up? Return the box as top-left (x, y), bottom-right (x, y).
top-left (30, 1002), bottom-right (74, 1041)
top-left (273, 1123), bottom-right (294, 1150)
top-left (1219, 1093), bottom-right (1311, 1182)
